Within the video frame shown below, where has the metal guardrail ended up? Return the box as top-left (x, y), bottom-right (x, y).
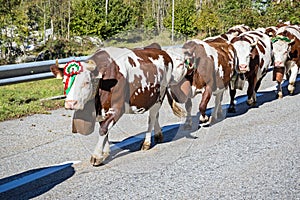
top-left (0, 56), bottom-right (89, 86)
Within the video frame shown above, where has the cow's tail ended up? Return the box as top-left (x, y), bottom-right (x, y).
top-left (166, 88), bottom-right (186, 118)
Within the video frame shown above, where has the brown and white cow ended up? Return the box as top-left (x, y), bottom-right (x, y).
top-left (272, 25), bottom-right (300, 98)
top-left (166, 39), bottom-right (237, 127)
top-left (229, 30), bottom-right (273, 112)
top-left (55, 46), bottom-right (178, 166)
top-left (204, 24), bottom-right (251, 43)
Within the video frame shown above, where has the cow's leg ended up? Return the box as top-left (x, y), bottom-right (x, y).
top-left (153, 111), bottom-right (163, 143)
top-left (246, 75), bottom-right (257, 106)
top-left (90, 108), bottom-right (123, 166)
top-left (142, 102), bottom-right (162, 150)
top-left (199, 86), bottom-right (212, 125)
top-left (212, 90), bottom-right (224, 123)
top-left (273, 67), bottom-right (284, 98)
top-left (287, 63), bottom-right (299, 94)
top-left (184, 98), bottom-right (193, 129)
top-left (228, 86), bottom-right (236, 113)
top-left (91, 127), bottom-right (111, 166)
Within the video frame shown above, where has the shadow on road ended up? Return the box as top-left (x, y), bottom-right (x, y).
top-left (226, 77), bottom-right (300, 118)
top-left (0, 163), bottom-right (75, 200)
top-left (102, 76), bottom-right (300, 165)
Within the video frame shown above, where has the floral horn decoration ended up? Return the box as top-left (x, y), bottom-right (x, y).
top-left (63, 60), bottom-right (83, 95)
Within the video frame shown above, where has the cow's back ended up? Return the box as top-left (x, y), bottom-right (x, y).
top-left (205, 41), bottom-right (236, 87)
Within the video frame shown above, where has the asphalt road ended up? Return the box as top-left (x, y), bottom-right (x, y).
top-left (0, 72), bottom-right (299, 200)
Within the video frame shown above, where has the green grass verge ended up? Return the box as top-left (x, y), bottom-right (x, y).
top-left (0, 78), bottom-right (65, 121)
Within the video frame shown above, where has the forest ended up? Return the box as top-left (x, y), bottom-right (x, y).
top-left (0, 0), bottom-right (299, 64)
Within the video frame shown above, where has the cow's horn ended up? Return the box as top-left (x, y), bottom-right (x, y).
top-left (55, 59), bottom-right (66, 68)
top-left (250, 39), bottom-right (258, 47)
top-left (85, 60), bottom-right (97, 71)
top-left (289, 38), bottom-right (295, 44)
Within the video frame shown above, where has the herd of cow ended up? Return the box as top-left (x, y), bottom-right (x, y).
top-left (50, 23), bottom-right (300, 166)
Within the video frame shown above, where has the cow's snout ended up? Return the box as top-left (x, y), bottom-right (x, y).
top-left (65, 100), bottom-right (78, 110)
top-left (239, 64), bottom-right (248, 72)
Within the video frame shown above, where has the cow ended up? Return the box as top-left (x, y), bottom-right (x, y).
top-left (272, 25), bottom-right (300, 98)
top-left (54, 45), bottom-right (183, 166)
top-left (166, 39), bottom-right (237, 127)
top-left (204, 24), bottom-right (251, 43)
top-left (229, 30), bottom-right (273, 112)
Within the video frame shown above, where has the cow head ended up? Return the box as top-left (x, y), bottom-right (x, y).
top-left (61, 60), bottom-right (101, 110)
top-left (272, 36), bottom-right (294, 67)
top-left (231, 37), bottom-right (258, 73)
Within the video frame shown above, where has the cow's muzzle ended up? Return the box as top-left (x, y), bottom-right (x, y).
top-left (65, 100), bottom-right (78, 110)
top-left (274, 61), bottom-right (285, 68)
top-left (238, 64), bottom-right (249, 73)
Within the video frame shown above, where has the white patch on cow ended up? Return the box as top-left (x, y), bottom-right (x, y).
top-left (218, 65), bottom-right (224, 78)
top-left (130, 106), bottom-right (146, 114)
top-left (148, 55), bottom-right (168, 86)
top-left (166, 47), bottom-right (187, 85)
top-left (191, 85), bottom-right (204, 97)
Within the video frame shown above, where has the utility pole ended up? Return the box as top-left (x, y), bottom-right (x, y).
top-left (105, 0), bottom-right (108, 24)
top-left (171, 0), bottom-right (174, 42)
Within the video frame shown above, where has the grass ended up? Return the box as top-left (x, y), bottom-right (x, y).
top-left (0, 78), bottom-right (65, 121)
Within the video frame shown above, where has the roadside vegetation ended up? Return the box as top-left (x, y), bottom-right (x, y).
top-left (0, 0), bottom-right (299, 64)
top-left (0, 78), bottom-right (65, 121)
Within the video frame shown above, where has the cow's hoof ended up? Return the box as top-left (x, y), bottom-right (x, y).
top-left (141, 141), bottom-right (151, 151)
top-left (90, 156), bottom-right (104, 166)
top-left (246, 99), bottom-right (256, 106)
top-left (200, 115), bottom-right (209, 123)
top-left (228, 106), bottom-right (236, 113)
top-left (288, 84), bottom-right (294, 94)
top-left (90, 153), bottom-right (109, 166)
top-left (199, 115), bottom-right (211, 127)
top-left (183, 123), bottom-right (193, 130)
top-left (277, 91), bottom-right (283, 99)
top-left (154, 131), bottom-right (163, 143)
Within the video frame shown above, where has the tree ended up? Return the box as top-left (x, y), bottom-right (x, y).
top-left (164, 0), bottom-right (198, 39)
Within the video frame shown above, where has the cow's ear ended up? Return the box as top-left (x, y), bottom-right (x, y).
top-left (99, 79), bottom-right (118, 91)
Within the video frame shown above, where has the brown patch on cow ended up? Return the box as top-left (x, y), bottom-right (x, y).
top-left (251, 31), bottom-right (264, 38)
top-left (257, 42), bottom-right (266, 54)
top-left (128, 57), bottom-right (136, 67)
top-left (260, 59), bottom-right (265, 69)
top-left (129, 84), bottom-right (160, 111)
top-left (132, 48), bottom-right (172, 83)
